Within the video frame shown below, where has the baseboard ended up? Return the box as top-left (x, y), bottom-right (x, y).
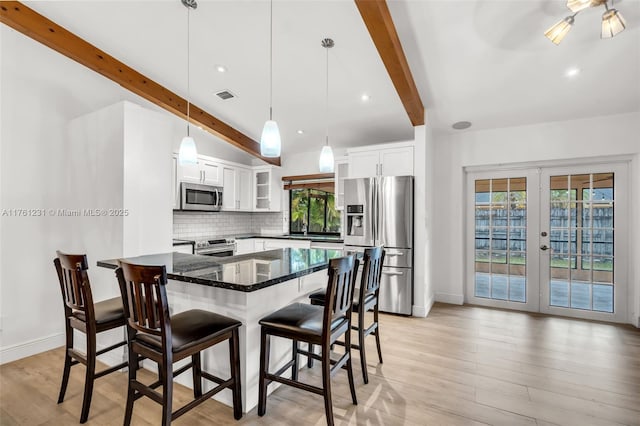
top-left (435, 292), bottom-right (464, 305)
top-left (412, 294), bottom-right (435, 318)
top-left (0, 332), bottom-right (65, 365)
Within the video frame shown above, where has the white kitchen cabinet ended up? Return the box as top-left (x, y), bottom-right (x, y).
top-left (172, 154), bottom-right (180, 209)
top-left (254, 166), bottom-right (282, 212)
top-left (253, 238), bottom-right (311, 251)
top-left (309, 241), bottom-right (344, 250)
top-left (176, 156), bottom-right (222, 186)
top-left (334, 157), bottom-right (349, 211)
top-left (222, 166), bottom-right (253, 212)
top-left (348, 144), bottom-right (414, 178)
top-left (235, 239), bottom-right (255, 255)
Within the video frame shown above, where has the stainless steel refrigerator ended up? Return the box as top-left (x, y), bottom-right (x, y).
top-left (343, 176), bottom-right (413, 315)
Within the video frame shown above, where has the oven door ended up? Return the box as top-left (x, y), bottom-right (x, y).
top-left (181, 182), bottom-right (222, 211)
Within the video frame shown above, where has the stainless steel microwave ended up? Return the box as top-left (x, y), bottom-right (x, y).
top-left (180, 182), bottom-right (223, 212)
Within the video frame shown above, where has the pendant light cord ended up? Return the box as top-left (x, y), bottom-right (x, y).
top-left (186, 5), bottom-right (191, 136)
top-left (325, 43), bottom-right (329, 146)
top-left (269, 0), bottom-right (273, 121)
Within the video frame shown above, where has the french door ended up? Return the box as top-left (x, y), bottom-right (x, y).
top-left (466, 162), bottom-right (628, 322)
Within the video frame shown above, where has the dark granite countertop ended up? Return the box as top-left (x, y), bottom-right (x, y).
top-left (97, 248), bottom-right (346, 292)
top-left (171, 234), bottom-right (343, 243)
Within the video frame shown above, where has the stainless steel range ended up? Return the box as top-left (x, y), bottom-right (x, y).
top-left (194, 238), bottom-right (236, 257)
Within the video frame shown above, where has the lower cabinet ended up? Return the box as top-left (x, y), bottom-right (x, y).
top-left (235, 239), bottom-right (255, 255)
top-left (309, 242), bottom-right (344, 250)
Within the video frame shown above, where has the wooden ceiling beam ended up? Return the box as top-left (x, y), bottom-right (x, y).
top-left (355, 0), bottom-right (425, 126)
top-left (0, 1), bottom-right (280, 166)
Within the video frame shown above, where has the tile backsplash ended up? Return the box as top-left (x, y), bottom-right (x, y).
top-left (173, 211), bottom-right (285, 239)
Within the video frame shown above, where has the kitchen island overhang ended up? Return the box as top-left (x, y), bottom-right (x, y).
top-left (98, 248), bottom-right (347, 413)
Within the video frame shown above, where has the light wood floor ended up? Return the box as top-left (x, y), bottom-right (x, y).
top-left (2, 303), bottom-right (639, 426)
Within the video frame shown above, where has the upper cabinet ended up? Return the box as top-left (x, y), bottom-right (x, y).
top-left (334, 156), bottom-right (349, 211)
top-left (222, 165), bottom-right (252, 212)
top-left (254, 166), bottom-right (282, 212)
top-left (174, 153), bottom-right (281, 213)
top-left (176, 156), bottom-right (222, 186)
top-left (348, 143), bottom-right (414, 178)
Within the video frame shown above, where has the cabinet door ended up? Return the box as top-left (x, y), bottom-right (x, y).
top-left (222, 167), bottom-right (237, 211)
top-left (348, 151), bottom-right (380, 178)
top-left (201, 160), bottom-right (221, 185)
top-left (178, 161), bottom-right (202, 184)
top-left (237, 168), bottom-right (253, 211)
top-left (334, 158), bottom-right (348, 211)
top-left (235, 239), bottom-right (255, 255)
top-left (253, 239), bottom-right (266, 251)
top-left (379, 147), bottom-right (414, 176)
top-left (254, 170), bottom-right (271, 210)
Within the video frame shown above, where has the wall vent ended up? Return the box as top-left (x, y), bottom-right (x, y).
top-left (215, 90), bottom-right (236, 100)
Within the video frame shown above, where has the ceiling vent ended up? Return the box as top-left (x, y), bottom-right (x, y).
top-left (215, 90), bottom-right (236, 100)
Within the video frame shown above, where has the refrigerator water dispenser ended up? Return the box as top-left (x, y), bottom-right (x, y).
top-left (346, 204), bottom-right (364, 236)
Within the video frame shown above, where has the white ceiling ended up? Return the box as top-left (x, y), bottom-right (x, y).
top-left (20, 0), bottom-right (640, 155)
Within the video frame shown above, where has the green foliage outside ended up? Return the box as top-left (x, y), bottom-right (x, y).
top-left (290, 189), bottom-right (341, 234)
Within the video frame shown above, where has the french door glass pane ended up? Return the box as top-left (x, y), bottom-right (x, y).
top-left (548, 173), bottom-right (614, 313)
top-left (474, 177), bottom-right (527, 303)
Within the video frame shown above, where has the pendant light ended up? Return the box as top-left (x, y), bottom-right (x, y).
top-left (318, 38), bottom-right (334, 173)
top-left (178, 0), bottom-right (198, 166)
top-left (260, 0), bottom-right (281, 158)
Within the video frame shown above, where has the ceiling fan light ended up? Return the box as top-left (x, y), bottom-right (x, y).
top-left (260, 119), bottom-right (281, 157)
top-left (566, 0), bottom-right (593, 13)
top-left (601, 8), bottom-right (626, 38)
top-left (318, 145), bottom-right (334, 173)
top-left (544, 16), bottom-right (575, 44)
top-left (178, 136), bottom-right (198, 165)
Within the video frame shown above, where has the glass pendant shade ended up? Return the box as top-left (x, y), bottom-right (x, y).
top-left (178, 135), bottom-right (198, 165)
top-left (601, 9), bottom-right (626, 38)
top-left (544, 16), bottom-right (575, 44)
top-left (260, 120), bottom-right (281, 157)
top-left (318, 145), bottom-right (334, 173)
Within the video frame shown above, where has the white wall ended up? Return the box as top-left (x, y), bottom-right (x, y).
top-left (0, 26), bottom-right (258, 363)
top-left (432, 112), bottom-right (640, 326)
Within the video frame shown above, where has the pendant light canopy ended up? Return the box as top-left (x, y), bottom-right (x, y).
top-left (178, 0), bottom-right (198, 166)
top-left (260, 0), bottom-right (281, 158)
top-left (318, 38), bottom-right (334, 173)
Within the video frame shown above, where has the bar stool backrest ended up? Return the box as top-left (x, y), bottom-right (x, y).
top-left (54, 251), bottom-right (95, 322)
top-left (116, 260), bottom-right (171, 347)
top-left (323, 255), bottom-right (359, 338)
top-left (360, 246), bottom-right (385, 301)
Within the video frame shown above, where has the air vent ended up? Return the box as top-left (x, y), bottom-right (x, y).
top-left (215, 90), bottom-right (236, 100)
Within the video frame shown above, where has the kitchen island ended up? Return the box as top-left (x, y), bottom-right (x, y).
top-left (98, 248), bottom-right (344, 412)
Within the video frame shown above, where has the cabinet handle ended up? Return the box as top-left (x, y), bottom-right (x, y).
top-left (376, 164), bottom-right (378, 175)
top-left (380, 163), bottom-right (383, 175)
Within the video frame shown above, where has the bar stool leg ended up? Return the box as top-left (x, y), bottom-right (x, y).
top-left (307, 343), bottom-right (314, 368)
top-left (321, 343), bottom-right (334, 426)
top-left (161, 355), bottom-right (173, 426)
top-left (191, 353), bottom-right (203, 398)
top-left (258, 328), bottom-right (270, 417)
top-left (57, 322), bottom-right (73, 403)
top-left (230, 328), bottom-right (242, 420)
top-left (358, 311), bottom-right (369, 384)
top-left (123, 344), bottom-right (137, 426)
top-left (291, 340), bottom-right (299, 381)
top-left (374, 307), bottom-right (383, 363)
top-left (80, 332), bottom-right (96, 423)
top-left (344, 320), bottom-right (358, 405)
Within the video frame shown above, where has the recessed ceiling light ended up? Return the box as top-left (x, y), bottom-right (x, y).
top-left (216, 65), bottom-right (227, 73)
top-left (565, 67), bottom-right (580, 78)
top-left (361, 93), bottom-right (371, 102)
top-left (297, 130), bottom-right (304, 135)
top-left (452, 121), bottom-right (472, 130)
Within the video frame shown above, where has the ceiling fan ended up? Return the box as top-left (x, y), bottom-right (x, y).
top-left (545, 0), bottom-right (627, 45)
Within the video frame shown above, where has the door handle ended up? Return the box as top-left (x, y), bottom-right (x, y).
top-left (382, 270), bottom-right (404, 276)
top-left (540, 245), bottom-right (549, 251)
top-left (387, 251), bottom-right (404, 256)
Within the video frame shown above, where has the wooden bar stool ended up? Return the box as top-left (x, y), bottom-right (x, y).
top-left (54, 251), bottom-right (129, 424)
top-left (308, 246), bottom-right (385, 384)
top-left (115, 260), bottom-right (242, 426)
top-left (258, 255), bottom-right (359, 426)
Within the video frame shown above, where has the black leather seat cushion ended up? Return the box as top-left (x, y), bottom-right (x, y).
top-left (137, 309), bottom-right (241, 353)
top-left (73, 297), bottom-right (125, 324)
top-left (308, 289), bottom-right (375, 311)
top-left (259, 303), bottom-right (347, 338)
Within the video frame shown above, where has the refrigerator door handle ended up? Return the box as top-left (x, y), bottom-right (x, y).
top-left (382, 270), bottom-right (404, 276)
top-left (386, 251), bottom-right (405, 256)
